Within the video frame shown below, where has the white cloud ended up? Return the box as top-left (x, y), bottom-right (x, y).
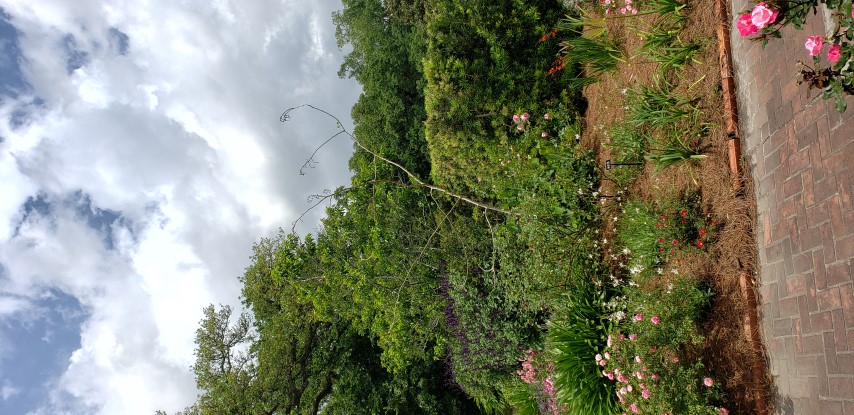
top-left (0, 0), bottom-right (360, 413)
top-left (2, 379), bottom-right (20, 400)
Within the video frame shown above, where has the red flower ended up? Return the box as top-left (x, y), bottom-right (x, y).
top-left (660, 216), bottom-right (666, 222)
top-left (672, 239), bottom-right (678, 245)
top-left (659, 237), bottom-right (664, 243)
top-left (680, 210), bottom-right (687, 216)
top-left (699, 228), bottom-right (706, 236)
top-left (697, 241), bottom-right (705, 248)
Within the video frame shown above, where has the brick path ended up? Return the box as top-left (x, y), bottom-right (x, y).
top-left (729, 3), bottom-right (854, 414)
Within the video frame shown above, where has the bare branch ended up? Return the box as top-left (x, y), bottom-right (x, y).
top-left (280, 104), bottom-right (516, 216)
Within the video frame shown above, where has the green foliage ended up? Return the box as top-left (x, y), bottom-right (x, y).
top-left (423, 0), bottom-right (577, 197)
top-left (616, 198), bottom-right (710, 274)
top-left (626, 79), bottom-right (700, 130)
top-left (557, 11), bottom-right (625, 75)
top-left (600, 277), bottom-right (717, 415)
top-left (548, 281), bottom-right (619, 415)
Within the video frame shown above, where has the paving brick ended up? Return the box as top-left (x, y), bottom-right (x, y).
top-left (841, 283), bottom-right (854, 328)
top-left (822, 398), bottom-right (845, 415)
top-left (811, 310), bottom-right (834, 332)
top-left (819, 287), bottom-right (843, 311)
top-left (828, 263), bottom-right (852, 288)
top-left (829, 377), bottom-right (854, 400)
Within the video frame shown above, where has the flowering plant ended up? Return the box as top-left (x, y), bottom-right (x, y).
top-left (737, 0), bottom-right (854, 111)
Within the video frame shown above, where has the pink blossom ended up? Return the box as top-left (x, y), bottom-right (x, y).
top-left (604, 352), bottom-right (610, 360)
top-left (544, 113), bottom-right (551, 119)
top-left (599, 360), bottom-right (607, 366)
top-left (673, 357), bottom-right (680, 363)
top-left (719, 408), bottom-right (730, 415)
top-left (635, 355), bottom-right (642, 363)
top-left (618, 374), bottom-right (629, 383)
top-left (596, 354), bottom-right (603, 362)
top-left (636, 371), bottom-right (644, 380)
top-left (627, 385), bottom-right (633, 392)
top-left (629, 333), bottom-right (637, 341)
top-left (805, 35), bottom-right (823, 56)
top-left (620, 7), bottom-right (626, 14)
top-left (651, 316), bottom-right (661, 325)
top-left (634, 313), bottom-right (643, 322)
top-left (737, 13), bottom-right (758, 36)
top-left (828, 44), bottom-right (842, 64)
top-left (607, 372), bottom-right (615, 380)
top-left (541, 131), bottom-right (549, 138)
top-left (607, 335), bottom-right (613, 347)
top-left (620, 387), bottom-right (627, 395)
top-left (651, 373), bottom-right (660, 380)
top-left (630, 403), bottom-right (639, 414)
top-left (704, 377), bottom-right (714, 387)
top-left (639, 383), bottom-right (646, 389)
top-left (606, 8), bottom-right (611, 14)
top-left (517, 124), bottom-right (525, 131)
top-left (631, 8), bottom-right (637, 14)
top-left (642, 389), bottom-right (651, 399)
top-left (521, 112), bottom-right (529, 121)
top-left (751, 3), bottom-right (778, 29)
top-left (512, 114), bottom-right (520, 123)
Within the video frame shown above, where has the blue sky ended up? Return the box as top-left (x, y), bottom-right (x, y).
top-left (0, 1), bottom-right (360, 413)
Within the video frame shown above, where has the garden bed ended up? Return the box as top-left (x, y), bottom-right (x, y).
top-left (570, 0), bottom-right (772, 412)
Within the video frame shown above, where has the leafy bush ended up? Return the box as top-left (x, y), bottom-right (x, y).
top-left (548, 282), bottom-right (619, 415)
top-left (598, 277), bottom-right (719, 415)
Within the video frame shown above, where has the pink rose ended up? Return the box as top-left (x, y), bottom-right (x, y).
top-left (704, 377), bottom-right (714, 387)
top-left (751, 3), bottom-right (778, 29)
top-left (512, 114), bottom-right (520, 123)
top-left (604, 352), bottom-right (611, 359)
top-left (805, 35), bottom-right (824, 56)
top-left (719, 408), bottom-right (729, 415)
top-left (521, 112), bottom-right (529, 121)
top-left (630, 403), bottom-right (639, 414)
top-left (629, 333), bottom-right (637, 341)
top-left (651, 316), bottom-right (661, 325)
top-left (737, 13), bottom-right (758, 36)
top-left (634, 313), bottom-right (643, 322)
top-left (642, 389), bottom-right (651, 399)
top-left (828, 44), bottom-right (842, 64)
top-left (595, 354), bottom-right (603, 362)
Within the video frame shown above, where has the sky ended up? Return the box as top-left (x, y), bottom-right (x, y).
top-left (0, 1), bottom-right (361, 413)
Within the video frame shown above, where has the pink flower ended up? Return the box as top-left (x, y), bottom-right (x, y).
top-left (541, 131), bottom-right (549, 138)
top-left (751, 3), bottom-right (778, 29)
top-left (805, 35), bottom-right (823, 56)
top-left (629, 333), bottom-right (637, 341)
top-left (651, 373), bottom-right (660, 380)
top-left (596, 354), bottom-right (603, 362)
top-left (642, 389), bottom-right (651, 399)
top-left (719, 408), bottom-right (730, 415)
top-left (606, 8), bottom-right (611, 14)
top-left (737, 13), bottom-right (758, 36)
top-left (636, 371), bottom-right (644, 380)
top-left (650, 346), bottom-right (657, 353)
top-left (618, 374), bottom-right (629, 383)
top-left (599, 359), bottom-right (607, 366)
top-left (634, 313), bottom-right (643, 322)
top-left (512, 114), bottom-right (520, 123)
top-left (651, 316), bottom-right (661, 325)
top-left (630, 403), bottom-right (639, 414)
top-left (627, 385), bottom-right (633, 392)
top-left (673, 357), bottom-right (680, 363)
top-left (517, 124), bottom-right (525, 131)
top-left (828, 44), bottom-right (842, 64)
top-left (620, 387), bottom-right (627, 395)
top-left (620, 7), bottom-right (626, 14)
top-left (631, 8), bottom-right (637, 14)
top-left (521, 112), bottom-right (529, 121)
top-left (635, 355), bottom-right (642, 363)
top-left (607, 335), bottom-right (613, 347)
top-left (704, 377), bottom-right (714, 387)
top-left (544, 113), bottom-right (551, 119)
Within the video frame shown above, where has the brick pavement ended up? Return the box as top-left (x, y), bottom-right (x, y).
top-left (729, 2), bottom-right (854, 414)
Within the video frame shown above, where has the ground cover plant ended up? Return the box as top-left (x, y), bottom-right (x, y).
top-left (165, 0), bottom-right (771, 414)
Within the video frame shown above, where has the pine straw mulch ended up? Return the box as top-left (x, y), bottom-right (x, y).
top-left (571, 0), bottom-right (773, 412)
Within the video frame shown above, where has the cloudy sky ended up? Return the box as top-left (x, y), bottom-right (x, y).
top-left (0, 1), bottom-right (360, 413)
